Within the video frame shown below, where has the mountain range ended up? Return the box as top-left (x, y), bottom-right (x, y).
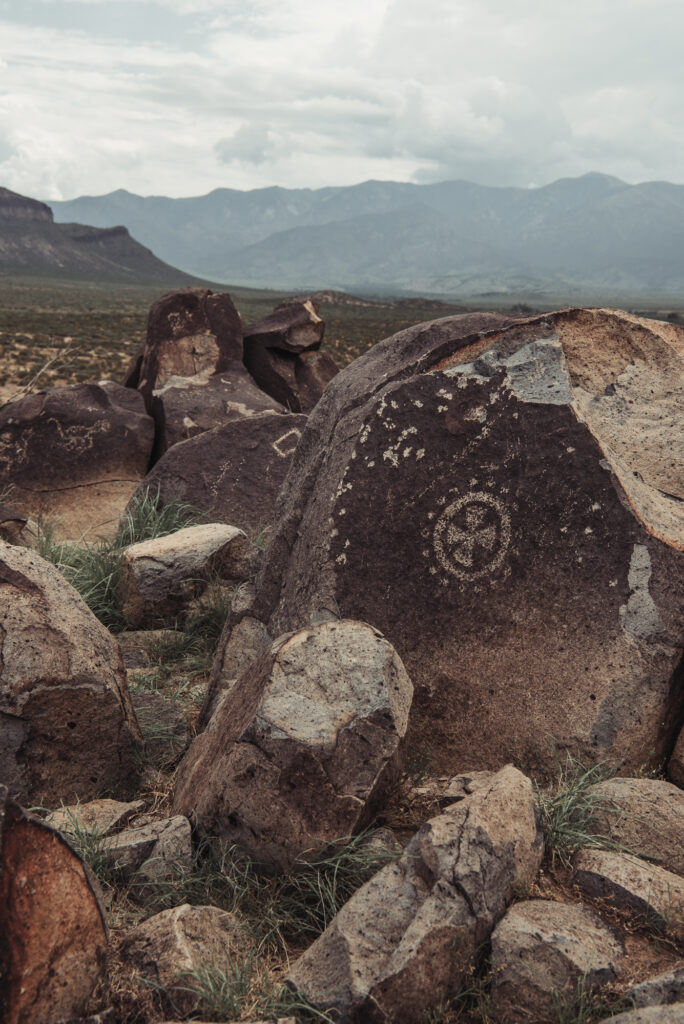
top-left (49, 173), bottom-right (684, 301)
top-left (0, 187), bottom-right (197, 284)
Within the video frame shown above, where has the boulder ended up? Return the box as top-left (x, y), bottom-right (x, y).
top-left (243, 299), bottom-right (324, 355)
top-left (588, 777), bottom-right (684, 875)
top-left (668, 726), bottom-right (684, 789)
top-left (0, 785), bottom-right (108, 1024)
top-left (130, 412), bottom-right (308, 534)
top-left (118, 523), bottom-right (249, 628)
top-left (150, 365), bottom-right (285, 456)
top-left (0, 541), bottom-right (141, 805)
top-left (101, 815), bottom-right (191, 895)
top-left (490, 900), bottom-right (624, 1022)
top-left (46, 798), bottom-right (145, 838)
top-left (173, 620), bottom-right (413, 870)
top-left (218, 308), bottom-right (684, 775)
top-left (0, 381), bottom-right (154, 539)
top-left (131, 691), bottom-right (190, 769)
top-left (286, 765), bottom-right (543, 1024)
top-left (598, 1009), bottom-right (684, 1024)
top-left (572, 849), bottom-right (684, 938)
top-left (119, 903), bottom-right (243, 1017)
top-left (628, 966), bottom-right (684, 1008)
top-left (136, 287), bottom-right (243, 406)
top-left (244, 342), bottom-right (338, 413)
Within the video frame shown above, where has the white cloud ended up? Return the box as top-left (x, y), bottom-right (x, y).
top-left (0, 0), bottom-right (683, 200)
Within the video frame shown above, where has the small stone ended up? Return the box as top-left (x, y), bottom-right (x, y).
top-left (47, 799), bottom-right (145, 838)
top-left (102, 815), bottom-right (191, 895)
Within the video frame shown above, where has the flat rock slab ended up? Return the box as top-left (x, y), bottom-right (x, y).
top-left (572, 849), bottom-right (684, 939)
top-left (0, 786), bottom-right (108, 1024)
top-left (287, 765), bottom-right (543, 1024)
top-left (589, 777), bottom-right (684, 876)
top-left (224, 308), bottom-right (684, 774)
top-left (119, 903), bottom-right (243, 1017)
top-left (119, 522), bottom-right (248, 628)
top-left (0, 381), bottom-right (154, 539)
top-left (47, 798), bottom-right (144, 838)
top-left (0, 541), bottom-right (141, 805)
top-left (244, 299), bottom-right (324, 355)
top-left (130, 412), bottom-right (308, 534)
top-left (151, 363), bottom-right (285, 455)
top-left (490, 899), bottom-right (624, 1022)
top-left (174, 620), bottom-right (413, 870)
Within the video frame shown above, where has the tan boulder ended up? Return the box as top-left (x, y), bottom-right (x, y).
top-left (490, 900), bottom-right (624, 1022)
top-left (287, 765), bottom-right (543, 1023)
top-left (101, 815), bottom-right (191, 895)
top-left (0, 541), bottom-right (141, 804)
top-left (0, 785), bottom-right (108, 1024)
top-left (174, 620), bottom-right (413, 870)
top-left (589, 777), bottom-right (684, 875)
top-left (598, 1009), bottom-right (684, 1023)
top-left (47, 798), bottom-right (144, 838)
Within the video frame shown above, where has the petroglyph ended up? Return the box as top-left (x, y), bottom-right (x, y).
top-left (433, 491), bottom-right (512, 581)
top-left (272, 428), bottom-right (302, 458)
top-left (620, 544), bottom-right (666, 640)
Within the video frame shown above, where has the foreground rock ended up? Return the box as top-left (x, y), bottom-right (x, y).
top-left (0, 542), bottom-right (141, 804)
top-left (0, 381), bottom-right (154, 539)
top-left (134, 287), bottom-right (243, 405)
top-left (119, 904), bottom-right (243, 1017)
top-left (0, 785), bottom-right (108, 1024)
top-left (119, 523), bottom-right (249, 628)
top-left (572, 849), bottom-right (684, 938)
top-left (490, 900), bottom-right (624, 1022)
top-left (218, 308), bottom-right (684, 774)
top-left (589, 777), bottom-right (684, 875)
top-left (131, 412), bottom-right (308, 534)
top-left (287, 766), bottom-right (543, 1023)
top-left (174, 620), bottom-right (413, 869)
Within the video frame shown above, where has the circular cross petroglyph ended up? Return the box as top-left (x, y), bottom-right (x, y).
top-left (433, 491), bottom-right (511, 580)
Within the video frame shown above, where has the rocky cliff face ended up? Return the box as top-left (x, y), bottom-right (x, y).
top-left (0, 187), bottom-right (53, 222)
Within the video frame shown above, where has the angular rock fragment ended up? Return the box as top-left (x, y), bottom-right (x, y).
top-left (0, 381), bottom-right (154, 539)
top-left (572, 849), bottom-right (684, 938)
top-left (101, 815), bottom-right (191, 893)
top-left (130, 412), bottom-right (308, 534)
top-left (118, 522), bottom-right (249, 628)
top-left (287, 765), bottom-right (543, 1023)
top-left (47, 798), bottom-right (145, 838)
top-left (0, 541), bottom-right (141, 804)
top-left (244, 341), bottom-right (338, 413)
top-left (174, 620), bottom-right (413, 869)
top-left (136, 287), bottom-right (243, 406)
top-left (490, 900), bottom-right (624, 1022)
top-left (220, 308), bottom-right (684, 774)
top-left (0, 786), bottom-right (108, 1024)
top-left (628, 965), bottom-right (684, 1008)
top-left (119, 903), bottom-right (243, 1017)
top-left (244, 299), bottom-right (325, 355)
top-left (589, 777), bottom-right (684, 875)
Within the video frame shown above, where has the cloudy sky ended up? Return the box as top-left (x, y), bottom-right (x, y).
top-left (0, 0), bottom-right (682, 200)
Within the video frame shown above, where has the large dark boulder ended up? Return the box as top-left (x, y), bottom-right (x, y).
top-left (0, 381), bottom-right (154, 539)
top-left (130, 412), bottom-right (307, 534)
top-left (206, 309), bottom-right (684, 775)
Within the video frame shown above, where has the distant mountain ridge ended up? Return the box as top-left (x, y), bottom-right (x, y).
top-left (49, 174), bottom-right (684, 299)
top-left (0, 187), bottom-right (198, 283)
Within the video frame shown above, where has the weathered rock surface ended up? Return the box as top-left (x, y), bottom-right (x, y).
top-left (0, 541), bottom-right (141, 804)
top-left (244, 299), bottom-right (324, 355)
top-left (119, 903), bottom-right (243, 1016)
top-left (669, 727), bottom-right (684, 789)
top-left (490, 900), bottom-right (624, 1022)
top-left (150, 365), bottom-right (285, 455)
top-left (589, 777), bottom-right (684, 875)
top-left (287, 765), bottom-right (543, 1023)
top-left (174, 620), bottom-right (413, 870)
top-left (47, 798), bottom-right (145, 838)
top-left (598, 1008), bottom-right (684, 1023)
top-left (0, 381), bottom-right (154, 539)
top-left (218, 308), bottom-right (684, 774)
top-left (244, 341), bottom-right (338, 413)
top-left (0, 785), bottom-right (108, 1024)
top-left (628, 965), bottom-right (684, 1008)
top-left (119, 523), bottom-right (249, 628)
top-left (101, 815), bottom-right (191, 891)
top-left (131, 412), bottom-right (308, 534)
top-left (572, 849), bottom-right (684, 938)
top-left (131, 691), bottom-right (190, 769)
top-left (136, 287), bottom-right (242, 406)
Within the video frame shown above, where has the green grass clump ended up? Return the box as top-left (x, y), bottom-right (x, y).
top-left (37, 487), bottom-right (200, 632)
top-left (535, 752), bottom-right (621, 869)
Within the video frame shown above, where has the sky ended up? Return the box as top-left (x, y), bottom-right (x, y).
top-left (0, 0), bottom-right (682, 201)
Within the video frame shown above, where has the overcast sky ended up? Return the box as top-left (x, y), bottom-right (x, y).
top-left (0, 0), bottom-right (682, 200)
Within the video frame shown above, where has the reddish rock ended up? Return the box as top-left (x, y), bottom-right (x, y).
top-left (243, 299), bottom-right (324, 354)
top-left (130, 412), bottom-right (307, 534)
top-left (0, 380), bottom-right (154, 539)
top-left (137, 287), bottom-right (243, 406)
top-left (244, 341), bottom-right (338, 413)
top-left (214, 309), bottom-right (684, 775)
top-left (0, 786), bottom-right (108, 1024)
